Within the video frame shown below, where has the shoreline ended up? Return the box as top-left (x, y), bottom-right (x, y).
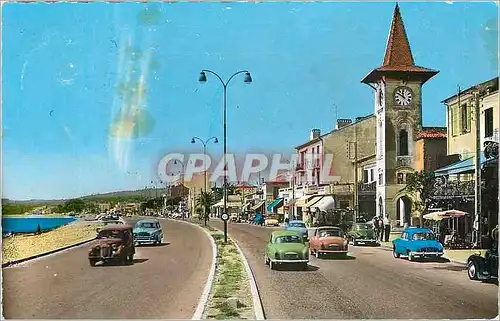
top-left (2, 220), bottom-right (103, 265)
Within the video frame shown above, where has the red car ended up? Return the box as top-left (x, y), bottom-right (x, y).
top-left (309, 226), bottom-right (348, 258)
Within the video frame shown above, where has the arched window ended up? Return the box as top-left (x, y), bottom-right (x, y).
top-left (398, 129), bottom-right (409, 156)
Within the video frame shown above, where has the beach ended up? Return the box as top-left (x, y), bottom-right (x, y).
top-left (2, 220), bottom-right (103, 265)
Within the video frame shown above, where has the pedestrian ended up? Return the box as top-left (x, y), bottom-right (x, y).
top-left (37, 224), bottom-right (41, 234)
top-left (379, 217), bottom-right (385, 241)
top-left (373, 217), bottom-right (380, 241)
top-left (383, 216), bottom-right (391, 242)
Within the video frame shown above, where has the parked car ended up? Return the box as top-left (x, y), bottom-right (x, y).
top-left (88, 224), bottom-right (135, 266)
top-left (309, 226), bottom-right (349, 258)
top-left (284, 220), bottom-right (309, 242)
top-left (133, 219), bottom-right (163, 246)
top-left (467, 232), bottom-right (498, 281)
top-left (392, 227), bottom-right (444, 261)
top-left (265, 216), bottom-right (280, 227)
top-left (348, 222), bottom-right (378, 246)
top-left (264, 230), bottom-right (309, 270)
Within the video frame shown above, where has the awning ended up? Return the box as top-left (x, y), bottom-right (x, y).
top-left (212, 200), bottom-right (242, 208)
top-left (286, 198), bottom-right (298, 207)
top-left (267, 198), bottom-right (284, 212)
top-left (313, 196), bottom-right (335, 212)
top-left (295, 195), bottom-right (315, 208)
top-left (435, 154), bottom-right (487, 176)
top-left (251, 200), bottom-right (265, 211)
top-left (305, 195), bottom-right (323, 208)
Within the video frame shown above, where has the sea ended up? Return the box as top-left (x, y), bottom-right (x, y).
top-left (2, 217), bottom-right (77, 235)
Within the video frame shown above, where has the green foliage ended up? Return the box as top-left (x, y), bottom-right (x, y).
top-left (405, 171), bottom-right (437, 226)
top-left (197, 191), bottom-right (215, 225)
top-left (1, 204), bottom-right (37, 215)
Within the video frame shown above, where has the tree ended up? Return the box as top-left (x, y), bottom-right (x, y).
top-left (405, 171), bottom-right (437, 227)
top-left (196, 191), bottom-right (215, 226)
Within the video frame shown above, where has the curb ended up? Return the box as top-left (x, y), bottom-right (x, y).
top-left (2, 237), bottom-right (96, 268)
top-left (166, 219), bottom-right (217, 320)
top-left (208, 225), bottom-right (265, 320)
top-left (380, 244), bottom-right (467, 266)
top-left (231, 237), bottom-right (266, 320)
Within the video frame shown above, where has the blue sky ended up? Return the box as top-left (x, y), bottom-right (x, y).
top-left (2, 2), bottom-right (498, 200)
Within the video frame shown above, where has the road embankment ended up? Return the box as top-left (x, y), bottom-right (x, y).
top-left (2, 220), bottom-right (103, 266)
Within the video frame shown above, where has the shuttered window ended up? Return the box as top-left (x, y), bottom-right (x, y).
top-left (451, 105), bottom-right (460, 136)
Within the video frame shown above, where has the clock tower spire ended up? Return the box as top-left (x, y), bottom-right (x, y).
top-left (361, 4), bottom-right (439, 226)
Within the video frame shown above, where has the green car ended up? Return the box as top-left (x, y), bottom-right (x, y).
top-left (347, 223), bottom-right (378, 246)
top-left (264, 230), bottom-right (309, 270)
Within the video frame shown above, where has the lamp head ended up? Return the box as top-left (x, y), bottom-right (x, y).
top-left (199, 71), bottom-right (207, 83)
top-left (244, 72), bottom-right (252, 84)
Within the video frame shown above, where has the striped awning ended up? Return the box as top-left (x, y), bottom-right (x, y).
top-left (295, 195), bottom-right (315, 208)
top-left (267, 198), bottom-right (284, 212)
top-left (303, 195), bottom-right (324, 211)
top-left (251, 200), bottom-right (265, 211)
top-left (314, 196), bottom-right (335, 212)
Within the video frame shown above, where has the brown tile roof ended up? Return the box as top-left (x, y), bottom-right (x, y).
top-left (361, 4), bottom-right (438, 84)
top-left (417, 130), bottom-right (447, 140)
top-left (383, 3), bottom-right (414, 68)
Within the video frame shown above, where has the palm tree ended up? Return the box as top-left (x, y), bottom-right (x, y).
top-left (196, 191), bottom-right (215, 226)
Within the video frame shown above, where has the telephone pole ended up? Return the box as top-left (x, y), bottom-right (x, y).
top-left (473, 90), bottom-right (482, 248)
top-left (347, 140), bottom-right (358, 222)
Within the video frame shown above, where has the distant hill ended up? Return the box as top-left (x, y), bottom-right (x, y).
top-left (3, 187), bottom-right (174, 205)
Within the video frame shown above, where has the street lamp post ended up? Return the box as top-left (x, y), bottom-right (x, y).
top-left (199, 69), bottom-right (252, 243)
top-left (191, 136), bottom-right (219, 193)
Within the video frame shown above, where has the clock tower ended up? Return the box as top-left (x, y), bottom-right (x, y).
top-left (361, 4), bottom-right (439, 225)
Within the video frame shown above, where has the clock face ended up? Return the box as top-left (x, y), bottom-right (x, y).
top-left (394, 87), bottom-right (413, 106)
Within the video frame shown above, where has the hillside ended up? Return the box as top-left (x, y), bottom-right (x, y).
top-left (3, 187), bottom-right (171, 205)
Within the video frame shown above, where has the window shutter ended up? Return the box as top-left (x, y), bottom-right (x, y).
top-left (452, 106), bottom-right (460, 136)
top-left (466, 104), bottom-right (472, 132)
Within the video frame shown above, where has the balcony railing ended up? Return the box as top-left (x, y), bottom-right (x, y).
top-left (396, 156), bottom-right (413, 168)
top-left (358, 181), bottom-right (376, 195)
top-left (431, 180), bottom-right (475, 200)
top-left (296, 163), bottom-right (304, 171)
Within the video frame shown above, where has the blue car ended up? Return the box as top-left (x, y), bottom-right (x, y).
top-left (392, 227), bottom-right (444, 261)
top-left (284, 220), bottom-right (309, 242)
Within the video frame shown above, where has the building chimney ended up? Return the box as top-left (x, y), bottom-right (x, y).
top-left (336, 119), bottom-right (352, 129)
top-left (310, 129), bottom-right (321, 140)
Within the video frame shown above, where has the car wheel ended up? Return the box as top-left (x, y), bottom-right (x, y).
top-left (393, 246), bottom-right (400, 258)
top-left (467, 260), bottom-right (479, 280)
top-left (89, 259), bottom-right (98, 267)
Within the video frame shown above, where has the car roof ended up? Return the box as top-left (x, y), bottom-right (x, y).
top-left (404, 227), bottom-right (433, 234)
top-left (136, 219), bottom-right (159, 224)
top-left (289, 220), bottom-right (305, 224)
top-left (101, 224), bottom-right (133, 231)
top-left (317, 226), bottom-right (341, 230)
top-left (271, 230), bottom-right (302, 237)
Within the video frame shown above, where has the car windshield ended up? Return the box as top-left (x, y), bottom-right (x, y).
top-left (138, 222), bottom-right (156, 229)
top-left (275, 235), bottom-right (302, 243)
top-left (289, 222), bottom-right (305, 228)
top-left (98, 230), bottom-right (124, 239)
top-left (319, 229), bottom-right (343, 237)
top-left (412, 232), bottom-right (436, 241)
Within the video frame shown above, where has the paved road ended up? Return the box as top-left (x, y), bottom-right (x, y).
top-left (3, 218), bottom-right (213, 319)
top-left (212, 221), bottom-right (498, 319)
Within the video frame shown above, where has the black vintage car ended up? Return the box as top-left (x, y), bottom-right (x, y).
top-left (467, 232), bottom-right (498, 281)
